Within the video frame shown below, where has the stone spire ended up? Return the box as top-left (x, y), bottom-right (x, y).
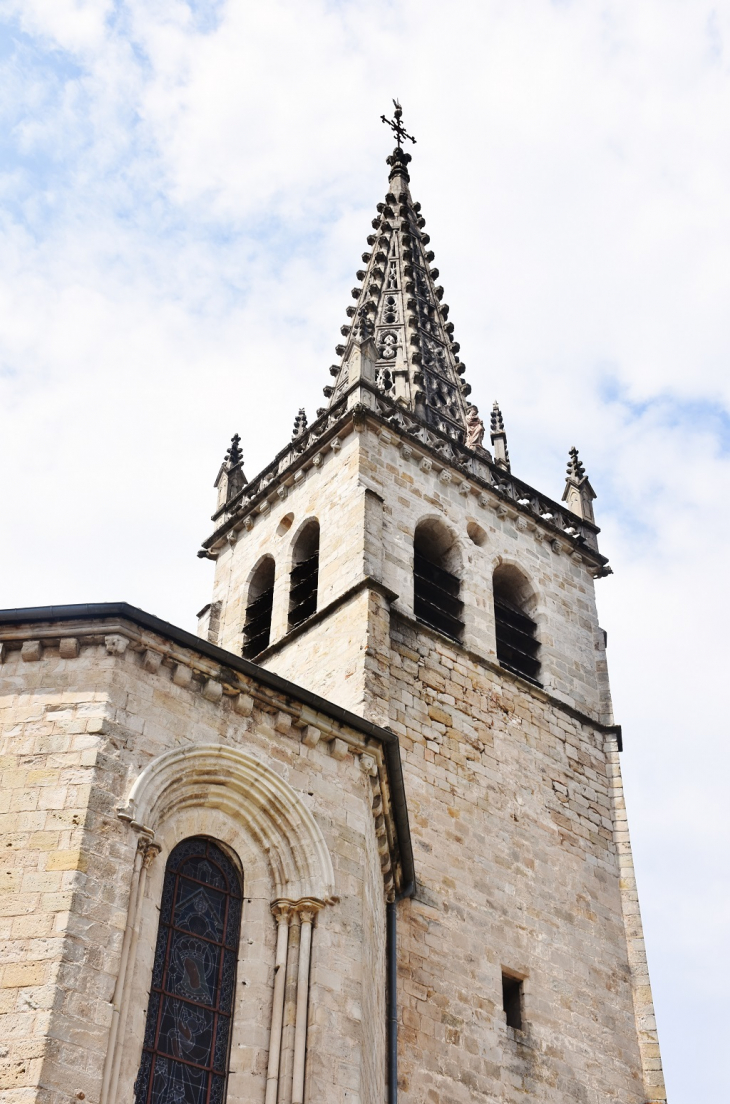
top-left (562, 446), bottom-right (596, 523)
top-left (292, 408), bottom-right (308, 440)
top-left (214, 432), bottom-right (247, 509)
top-left (324, 125), bottom-right (472, 444)
top-left (225, 432), bottom-right (243, 467)
top-left (490, 402), bottom-right (510, 471)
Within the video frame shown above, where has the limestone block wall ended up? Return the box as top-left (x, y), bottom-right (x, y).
top-left (0, 621), bottom-right (390, 1104)
top-left (360, 426), bottom-right (612, 721)
top-left (388, 616), bottom-right (665, 1104)
top-left (212, 429), bottom-right (366, 657)
top-left (210, 419), bottom-right (612, 723)
top-left (264, 588), bottom-right (371, 717)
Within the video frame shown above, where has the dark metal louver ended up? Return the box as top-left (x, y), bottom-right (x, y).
top-left (414, 550), bottom-right (464, 642)
top-left (243, 586), bottom-right (274, 658)
top-left (288, 552), bottom-right (319, 629)
top-left (494, 594), bottom-right (541, 685)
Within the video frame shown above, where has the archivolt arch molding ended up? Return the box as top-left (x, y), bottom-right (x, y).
top-left (118, 741), bottom-right (335, 902)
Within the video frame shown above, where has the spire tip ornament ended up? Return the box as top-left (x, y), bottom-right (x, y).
top-left (562, 445), bottom-right (596, 523)
top-left (381, 99), bottom-right (416, 149)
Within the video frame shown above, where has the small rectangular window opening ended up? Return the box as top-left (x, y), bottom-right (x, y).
top-left (502, 973), bottom-right (523, 1031)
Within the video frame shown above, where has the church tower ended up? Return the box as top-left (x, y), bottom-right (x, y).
top-left (197, 106), bottom-right (667, 1103)
top-left (0, 106), bottom-right (666, 1104)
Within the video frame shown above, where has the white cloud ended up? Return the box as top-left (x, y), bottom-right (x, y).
top-left (0, 1), bottom-right (728, 1097)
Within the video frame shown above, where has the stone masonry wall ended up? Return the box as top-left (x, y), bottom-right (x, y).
top-left (212, 428), bottom-right (366, 659)
top-left (229, 417), bottom-right (665, 1102)
top-left (208, 420), bottom-right (613, 723)
top-left (386, 614), bottom-right (659, 1103)
top-left (0, 624), bottom-right (389, 1104)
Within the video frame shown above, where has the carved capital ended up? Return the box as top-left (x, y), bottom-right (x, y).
top-left (142, 842), bottom-right (161, 869)
top-left (271, 899), bottom-right (296, 924)
top-left (292, 897), bottom-right (325, 925)
top-left (359, 753), bottom-right (378, 777)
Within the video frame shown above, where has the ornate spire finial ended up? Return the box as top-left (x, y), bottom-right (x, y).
top-left (323, 114), bottom-right (474, 443)
top-left (566, 446), bottom-right (586, 481)
top-left (215, 432), bottom-right (246, 506)
top-left (225, 433), bottom-right (243, 468)
top-left (490, 402), bottom-right (510, 471)
top-left (562, 446), bottom-right (596, 523)
top-left (381, 99), bottom-right (416, 149)
top-left (292, 408), bottom-right (308, 440)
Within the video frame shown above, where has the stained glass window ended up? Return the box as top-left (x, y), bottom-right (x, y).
top-left (134, 837), bottom-right (242, 1104)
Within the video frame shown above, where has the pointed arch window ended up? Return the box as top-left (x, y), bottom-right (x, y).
top-left (243, 555), bottom-right (275, 658)
top-left (134, 837), bottom-right (242, 1104)
top-left (413, 519), bottom-right (463, 642)
top-left (492, 565), bottom-right (541, 685)
top-left (289, 520), bottom-right (320, 629)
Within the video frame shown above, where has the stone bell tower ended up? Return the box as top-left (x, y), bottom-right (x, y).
top-left (198, 107), bottom-right (667, 1104)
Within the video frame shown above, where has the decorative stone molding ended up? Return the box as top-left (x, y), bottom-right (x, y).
top-left (100, 837), bottom-right (161, 1104)
top-left (109, 746), bottom-right (337, 1104)
top-left (301, 725), bottom-right (321, 748)
top-left (330, 737), bottom-right (349, 761)
top-left (172, 662), bottom-right (192, 687)
top-left (142, 649), bottom-right (162, 673)
top-left (21, 640), bottom-right (41, 662)
top-left (265, 896), bottom-right (325, 1104)
top-left (234, 692), bottom-right (254, 716)
top-left (201, 677), bottom-right (223, 702)
top-left (117, 742), bottom-right (335, 901)
top-left (59, 637), bottom-right (79, 659)
top-left (105, 634), bottom-right (128, 655)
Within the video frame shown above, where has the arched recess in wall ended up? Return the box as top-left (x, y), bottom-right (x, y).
top-left (119, 743), bottom-right (334, 901)
top-left (492, 562), bottom-right (541, 685)
top-left (243, 554), bottom-right (275, 658)
top-left (104, 744), bottom-right (335, 1104)
top-left (289, 518), bottom-right (320, 629)
top-left (413, 516), bottom-right (464, 642)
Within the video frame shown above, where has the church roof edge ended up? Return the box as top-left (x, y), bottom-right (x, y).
top-left (0, 599), bottom-right (416, 894)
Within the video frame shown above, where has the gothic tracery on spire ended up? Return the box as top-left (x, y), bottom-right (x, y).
top-left (325, 112), bottom-right (475, 448)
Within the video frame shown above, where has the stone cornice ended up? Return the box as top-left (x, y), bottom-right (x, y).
top-left (202, 389), bottom-right (610, 576)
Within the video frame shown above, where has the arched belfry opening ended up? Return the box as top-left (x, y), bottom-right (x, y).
top-left (289, 519), bottom-right (320, 629)
top-left (413, 518), bottom-right (464, 642)
top-left (243, 555), bottom-right (275, 658)
top-left (492, 564), bottom-right (541, 685)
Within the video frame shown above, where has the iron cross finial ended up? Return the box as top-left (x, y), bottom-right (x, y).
top-left (381, 99), bottom-right (416, 148)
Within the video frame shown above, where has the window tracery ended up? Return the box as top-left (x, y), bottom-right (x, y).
top-left (379, 331), bottom-right (398, 360)
top-left (134, 837), bottom-right (242, 1104)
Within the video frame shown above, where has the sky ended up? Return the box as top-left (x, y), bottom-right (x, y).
top-left (1, 1), bottom-right (728, 1098)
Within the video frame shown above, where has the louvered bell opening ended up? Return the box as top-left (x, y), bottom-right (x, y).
top-left (494, 595), bottom-right (541, 685)
top-left (288, 552), bottom-right (319, 628)
top-left (414, 551), bottom-right (464, 642)
top-left (243, 586), bottom-right (274, 658)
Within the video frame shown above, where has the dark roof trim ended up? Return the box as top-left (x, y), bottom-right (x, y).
top-left (0, 601), bottom-right (416, 896)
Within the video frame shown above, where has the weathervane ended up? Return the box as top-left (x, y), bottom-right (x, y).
top-left (381, 99), bottom-right (416, 149)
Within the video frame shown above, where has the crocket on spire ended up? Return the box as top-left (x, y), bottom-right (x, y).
top-left (324, 102), bottom-right (474, 446)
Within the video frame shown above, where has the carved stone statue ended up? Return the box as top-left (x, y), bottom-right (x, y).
top-left (465, 405), bottom-right (485, 450)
